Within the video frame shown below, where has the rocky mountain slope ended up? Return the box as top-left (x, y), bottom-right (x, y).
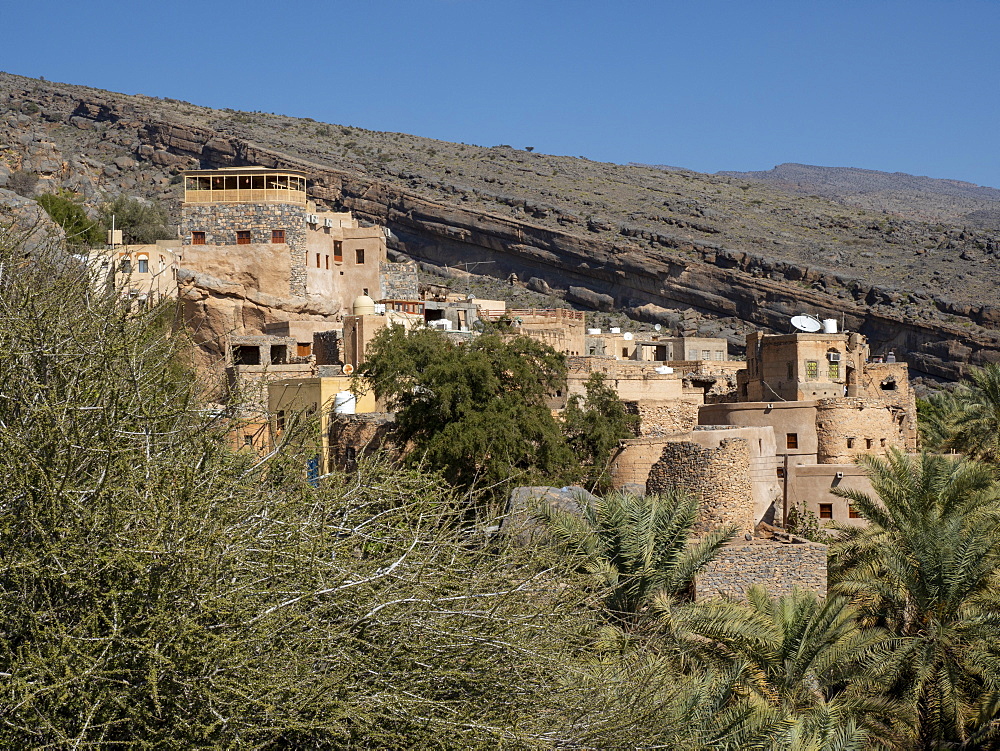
top-left (718, 163), bottom-right (1000, 226)
top-left (2, 71), bottom-right (999, 383)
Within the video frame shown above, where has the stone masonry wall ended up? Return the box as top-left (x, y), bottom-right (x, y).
top-left (381, 259), bottom-right (419, 300)
top-left (695, 539), bottom-right (827, 600)
top-left (327, 413), bottom-right (398, 470)
top-left (632, 398), bottom-right (701, 436)
top-left (181, 202), bottom-right (309, 295)
top-left (646, 438), bottom-right (754, 536)
top-left (815, 397), bottom-right (905, 464)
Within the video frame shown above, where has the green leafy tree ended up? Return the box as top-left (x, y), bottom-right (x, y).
top-left (99, 194), bottom-right (174, 244)
top-left (36, 191), bottom-right (104, 245)
top-left (831, 449), bottom-right (1000, 749)
top-left (564, 371), bottom-right (640, 490)
top-left (0, 234), bottom-right (598, 748)
top-left (535, 489), bottom-right (733, 624)
top-left (359, 325), bottom-right (578, 499)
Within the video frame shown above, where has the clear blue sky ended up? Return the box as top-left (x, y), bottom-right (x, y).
top-left (4, 1), bottom-right (999, 187)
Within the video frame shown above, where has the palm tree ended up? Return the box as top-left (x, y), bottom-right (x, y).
top-left (658, 586), bottom-right (903, 749)
top-left (830, 449), bottom-right (1000, 749)
top-left (949, 363), bottom-right (1000, 463)
top-left (534, 488), bottom-right (734, 624)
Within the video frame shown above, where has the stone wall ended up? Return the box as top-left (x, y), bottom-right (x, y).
top-left (815, 397), bottom-right (906, 464)
top-left (632, 398), bottom-right (701, 436)
top-left (646, 438), bottom-right (755, 536)
top-left (181, 202), bottom-right (309, 294)
top-left (381, 259), bottom-right (419, 300)
top-left (695, 538), bottom-right (827, 600)
top-left (327, 412), bottom-right (398, 470)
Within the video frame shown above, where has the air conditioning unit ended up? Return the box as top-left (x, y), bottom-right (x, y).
top-left (307, 214), bottom-right (318, 224)
top-left (324, 217), bottom-right (334, 228)
top-left (828, 352), bottom-right (841, 362)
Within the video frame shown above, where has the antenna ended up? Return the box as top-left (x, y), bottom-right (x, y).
top-left (790, 315), bottom-right (822, 333)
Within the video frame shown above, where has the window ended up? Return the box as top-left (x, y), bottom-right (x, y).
top-left (276, 411), bottom-right (285, 432)
top-left (787, 362), bottom-right (793, 379)
top-left (786, 433), bottom-right (798, 449)
top-left (334, 241), bottom-right (343, 263)
top-left (297, 342), bottom-right (311, 357)
top-left (880, 438), bottom-right (887, 447)
top-left (805, 360), bottom-right (819, 379)
top-left (819, 504), bottom-right (833, 519)
top-left (272, 229), bottom-right (285, 243)
top-left (828, 361), bottom-right (840, 379)
top-left (702, 349), bottom-right (711, 360)
top-left (244, 435), bottom-right (254, 446)
top-left (119, 258), bottom-right (132, 273)
top-left (316, 253), bottom-right (321, 268)
top-left (137, 258), bottom-right (148, 274)
top-left (236, 231), bottom-right (252, 245)
top-left (714, 351), bottom-right (724, 360)
top-left (345, 447), bottom-right (357, 462)
top-left (192, 231), bottom-right (206, 245)
top-left (233, 345), bottom-right (260, 366)
top-left (847, 437), bottom-right (855, 448)
top-left (270, 345), bottom-right (287, 365)
top-left (325, 255), bottom-right (329, 269)
top-left (776, 467), bottom-right (785, 478)
top-left (866, 438), bottom-right (874, 450)
top-left (849, 505), bottom-right (862, 519)
top-left (688, 349), bottom-right (698, 360)
top-left (622, 348), bottom-right (629, 358)
top-left (355, 248), bottom-right (365, 264)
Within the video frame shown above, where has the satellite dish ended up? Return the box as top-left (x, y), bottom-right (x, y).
top-left (342, 363), bottom-right (355, 375)
top-left (790, 315), bottom-right (822, 333)
top-left (654, 323), bottom-right (662, 331)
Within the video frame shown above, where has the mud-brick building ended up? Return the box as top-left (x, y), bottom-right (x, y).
top-left (179, 166), bottom-right (386, 313)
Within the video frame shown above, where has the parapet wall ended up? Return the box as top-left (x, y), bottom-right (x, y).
top-left (695, 539), bottom-right (827, 600)
top-left (646, 438), bottom-right (754, 536)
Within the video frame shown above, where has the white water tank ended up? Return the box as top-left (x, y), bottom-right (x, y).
top-left (822, 318), bottom-right (838, 334)
top-left (587, 328), bottom-right (601, 335)
top-left (334, 391), bottom-right (356, 415)
top-left (352, 295), bottom-right (376, 316)
top-left (610, 327), bottom-right (621, 334)
top-left (655, 366), bottom-right (674, 375)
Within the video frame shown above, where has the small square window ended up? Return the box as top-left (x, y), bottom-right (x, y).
top-left (819, 504), bottom-right (833, 519)
top-left (236, 231), bottom-right (251, 245)
top-left (244, 435), bottom-right (254, 446)
top-left (866, 438), bottom-right (874, 449)
top-left (355, 248), bottom-right (365, 264)
top-left (272, 229), bottom-right (285, 243)
top-left (805, 360), bottom-right (819, 379)
top-left (786, 433), bottom-right (798, 449)
top-left (776, 467), bottom-right (785, 478)
top-left (849, 505), bottom-right (862, 519)
top-left (847, 437), bottom-right (855, 449)
top-left (192, 231), bottom-right (206, 245)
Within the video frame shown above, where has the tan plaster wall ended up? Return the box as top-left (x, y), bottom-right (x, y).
top-left (787, 463), bottom-right (873, 528)
top-left (700, 401), bottom-right (820, 467)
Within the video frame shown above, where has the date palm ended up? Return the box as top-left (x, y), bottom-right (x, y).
top-left (658, 586), bottom-right (902, 749)
top-left (949, 363), bottom-right (1000, 464)
top-left (534, 488), bottom-right (734, 623)
top-left (830, 449), bottom-right (1000, 749)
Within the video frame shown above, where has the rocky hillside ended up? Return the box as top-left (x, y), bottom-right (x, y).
top-left (2, 71), bottom-right (999, 383)
top-left (718, 163), bottom-right (1000, 226)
